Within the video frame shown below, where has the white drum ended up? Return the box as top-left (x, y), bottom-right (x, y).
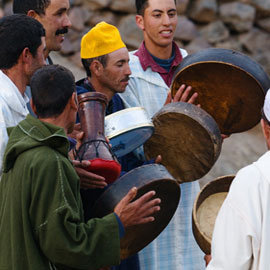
top-left (105, 107), bottom-right (154, 158)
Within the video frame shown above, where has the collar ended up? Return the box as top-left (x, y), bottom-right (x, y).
top-left (135, 41), bottom-right (183, 73)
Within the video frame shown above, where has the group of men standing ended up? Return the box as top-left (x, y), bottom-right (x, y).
top-left (0, 0), bottom-right (270, 270)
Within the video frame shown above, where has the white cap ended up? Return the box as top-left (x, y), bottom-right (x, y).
top-left (263, 89), bottom-right (270, 122)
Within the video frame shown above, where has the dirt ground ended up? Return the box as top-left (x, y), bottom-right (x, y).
top-left (50, 52), bottom-right (267, 188)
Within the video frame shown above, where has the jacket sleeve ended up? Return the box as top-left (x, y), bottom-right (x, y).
top-left (30, 150), bottom-right (121, 270)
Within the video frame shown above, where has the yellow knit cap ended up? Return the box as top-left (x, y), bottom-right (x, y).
top-left (81, 21), bottom-right (126, 59)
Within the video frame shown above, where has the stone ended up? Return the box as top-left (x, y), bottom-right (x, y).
top-left (256, 17), bottom-right (270, 32)
top-left (220, 2), bottom-right (256, 32)
top-left (174, 15), bottom-right (199, 42)
top-left (185, 36), bottom-right (212, 53)
top-left (215, 37), bottom-right (243, 52)
top-left (69, 51), bottom-right (84, 70)
top-left (118, 15), bottom-right (144, 49)
top-left (109, 0), bottom-right (136, 13)
top-left (87, 10), bottom-right (118, 26)
top-left (200, 20), bottom-right (230, 44)
top-left (3, 0), bottom-right (12, 16)
top-left (60, 37), bottom-right (76, 55)
top-left (239, 27), bottom-right (270, 54)
top-left (69, 7), bottom-right (86, 32)
top-left (0, 8), bottom-right (4, 19)
top-left (253, 51), bottom-right (270, 75)
top-left (83, 0), bottom-right (111, 11)
top-left (240, 0), bottom-right (270, 16)
top-left (176, 0), bottom-right (190, 14)
top-left (187, 0), bottom-right (218, 23)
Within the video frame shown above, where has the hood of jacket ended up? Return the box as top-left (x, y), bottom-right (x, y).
top-left (3, 114), bottom-right (70, 173)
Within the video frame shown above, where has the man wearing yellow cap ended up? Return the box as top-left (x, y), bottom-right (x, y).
top-left (77, 21), bottom-right (144, 270)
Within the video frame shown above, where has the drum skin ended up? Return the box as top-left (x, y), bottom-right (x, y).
top-left (192, 175), bottom-right (234, 255)
top-left (91, 164), bottom-right (180, 260)
top-left (171, 48), bottom-right (270, 134)
top-left (144, 102), bottom-right (222, 183)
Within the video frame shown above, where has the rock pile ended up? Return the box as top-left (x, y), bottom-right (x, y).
top-left (1, 0), bottom-right (270, 75)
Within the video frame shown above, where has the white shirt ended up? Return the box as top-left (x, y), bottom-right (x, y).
top-left (119, 50), bottom-right (204, 270)
top-left (0, 70), bottom-right (29, 176)
top-left (207, 151), bottom-right (270, 270)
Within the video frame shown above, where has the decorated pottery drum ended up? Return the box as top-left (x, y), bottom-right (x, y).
top-left (192, 175), bottom-right (235, 255)
top-left (105, 107), bottom-right (154, 158)
top-left (171, 48), bottom-right (270, 134)
top-left (144, 102), bottom-right (222, 183)
top-left (91, 164), bottom-right (180, 259)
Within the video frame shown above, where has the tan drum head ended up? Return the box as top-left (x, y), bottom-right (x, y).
top-left (192, 175), bottom-right (234, 255)
top-left (91, 164), bottom-right (180, 260)
top-left (171, 48), bottom-right (269, 134)
top-left (144, 102), bottom-right (222, 183)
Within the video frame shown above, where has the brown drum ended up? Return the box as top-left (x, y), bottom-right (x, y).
top-left (171, 48), bottom-right (270, 134)
top-left (91, 164), bottom-right (180, 259)
top-left (75, 92), bottom-right (121, 184)
top-left (192, 175), bottom-right (234, 255)
top-left (144, 102), bottom-right (222, 183)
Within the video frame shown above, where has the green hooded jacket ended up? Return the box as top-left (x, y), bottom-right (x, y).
top-left (0, 115), bottom-right (120, 270)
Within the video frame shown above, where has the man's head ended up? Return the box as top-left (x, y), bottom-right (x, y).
top-left (30, 65), bottom-right (77, 133)
top-left (135, 0), bottom-right (177, 53)
top-left (13, 0), bottom-right (71, 57)
top-left (261, 90), bottom-right (270, 149)
top-left (81, 22), bottom-right (131, 99)
top-left (0, 14), bottom-right (45, 71)
top-left (136, 0), bottom-right (176, 15)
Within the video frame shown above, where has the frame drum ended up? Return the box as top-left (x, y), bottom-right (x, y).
top-left (105, 107), bottom-right (154, 158)
top-left (171, 48), bottom-right (270, 134)
top-left (91, 164), bottom-right (180, 259)
top-left (144, 102), bottom-right (222, 183)
top-left (192, 175), bottom-right (234, 254)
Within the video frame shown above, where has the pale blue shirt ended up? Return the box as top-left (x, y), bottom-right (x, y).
top-left (119, 50), bottom-right (205, 270)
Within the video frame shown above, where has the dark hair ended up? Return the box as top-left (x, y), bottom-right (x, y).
top-left (136, 0), bottom-right (176, 15)
top-left (0, 14), bottom-right (45, 69)
top-left (13, 0), bottom-right (51, 15)
top-left (30, 65), bottom-right (76, 118)
top-left (81, 55), bottom-right (108, 77)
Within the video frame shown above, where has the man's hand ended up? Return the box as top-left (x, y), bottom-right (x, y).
top-left (72, 160), bottom-right (107, 189)
top-left (165, 84), bottom-right (199, 106)
top-left (114, 187), bottom-right (161, 228)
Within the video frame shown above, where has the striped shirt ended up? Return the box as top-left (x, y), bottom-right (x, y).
top-left (119, 44), bottom-right (205, 270)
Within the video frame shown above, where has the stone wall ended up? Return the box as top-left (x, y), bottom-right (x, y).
top-left (1, 0), bottom-right (270, 75)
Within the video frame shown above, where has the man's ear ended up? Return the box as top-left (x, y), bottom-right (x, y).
top-left (70, 92), bottom-right (78, 111)
top-left (261, 118), bottom-right (270, 139)
top-left (27, 10), bottom-right (39, 19)
top-left (136, 15), bottom-right (145, 31)
top-left (91, 60), bottom-right (103, 77)
top-left (30, 99), bottom-right (38, 115)
top-left (21, 47), bottom-right (31, 65)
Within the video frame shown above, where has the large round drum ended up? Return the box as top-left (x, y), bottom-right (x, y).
top-left (105, 107), bottom-right (154, 158)
top-left (171, 48), bottom-right (270, 134)
top-left (91, 164), bottom-right (180, 259)
top-left (144, 102), bottom-right (222, 183)
top-left (192, 175), bottom-right (234, 255)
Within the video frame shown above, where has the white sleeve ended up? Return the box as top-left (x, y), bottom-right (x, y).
top-left (206, 198), bottom-right (254, 270)
top-left (0, 107), bottom-right (9, 175)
